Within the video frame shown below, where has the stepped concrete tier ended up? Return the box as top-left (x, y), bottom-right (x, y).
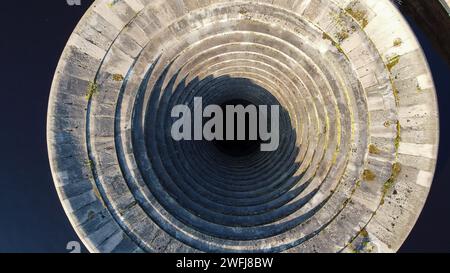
top-left (47, 0), bottom-right (439, 253)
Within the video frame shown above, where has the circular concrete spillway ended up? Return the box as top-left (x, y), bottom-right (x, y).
top-left (47, 0), bottom-right (439, 253)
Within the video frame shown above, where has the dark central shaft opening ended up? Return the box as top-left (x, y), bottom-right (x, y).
top-left (213, 99), bottom-right (263, 157)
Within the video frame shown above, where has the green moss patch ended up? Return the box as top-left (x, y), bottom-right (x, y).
top-left (363, 169), bottom-right (376, 181)
top-left (112, 74), bottom-right (124, 82)
top-left (336, 30), bottom-right (350, 43)
top-left (322, 32), bottom-right (345, 54)
top-left (369, 144), bottom-right (381, 155)
top-left (239, 7), bottom-right (248, 15)
top-left (386, 54), bottom-right (400, 71)
top-left (383, 162), bottom-right (402, 195)
top-left (394, 120), bottom-right (401, 151)
top-left (107, 0), bottom-right (120, 8)
top-left (86, 81), bottom-right (98, 100)
top-left (416, 83), bottom-right (423, 92)
top-left (393, 38), bottom-right (402, 47)
top-left (392, 83), bottom-right (400, 106)
top-left (345, 7), bottom-right (368, 28)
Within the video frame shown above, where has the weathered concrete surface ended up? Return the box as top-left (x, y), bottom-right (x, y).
top-left (47, 0), bottom-right (439, 253)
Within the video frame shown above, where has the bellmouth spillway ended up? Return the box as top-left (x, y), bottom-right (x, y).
top-left (47, 0), bottom-right (440, 253)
